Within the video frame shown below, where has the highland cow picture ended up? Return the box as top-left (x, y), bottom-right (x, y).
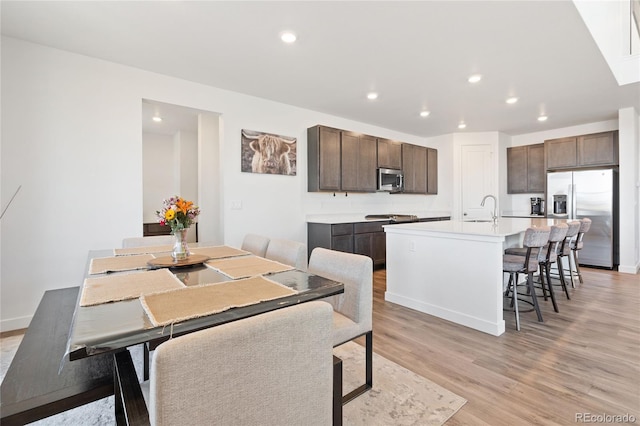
top-left (241, 129), bottom-right (297, 176)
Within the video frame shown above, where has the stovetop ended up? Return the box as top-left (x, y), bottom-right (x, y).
top-left (365, 214), bottom-right (419, 223)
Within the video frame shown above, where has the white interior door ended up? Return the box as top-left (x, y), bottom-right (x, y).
top-left (461, 144), bottom-right (495, 219)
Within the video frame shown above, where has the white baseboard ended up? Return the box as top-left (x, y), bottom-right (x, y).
top-left (0, 315), bottom-right (32, 333)
top-left (618, 263), bottom-right (640, 274)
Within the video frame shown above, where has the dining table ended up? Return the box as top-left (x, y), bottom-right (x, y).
top-left (65, 242), bottom-right (345, 362)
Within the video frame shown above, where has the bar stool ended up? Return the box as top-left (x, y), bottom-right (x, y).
top-left (505, 223), bottom-right (568, 312)
top-left (570, 218), bottom-right (591, 285)
top-left (556, 220), bottom-right (581, 291)
top-left (503, 227), bottom-right (550, 331)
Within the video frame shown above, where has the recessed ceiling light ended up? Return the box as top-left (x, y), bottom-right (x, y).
top-left (152, 116), bottom-right (162, 122)
top-left (506, 97), bottom-right (519, 104)
top-left (280, 31), bottom-right (297, 43)
top-left (420, 111), bottom-right (430, 117)
top-left (458, 122), bottom-right (467, 129)
top-left (538, 115), bottom-right (548, 122)
top-left (367, 92), bottom-right (378, 100)
top-left (468, 74), bottom-right (482, 83)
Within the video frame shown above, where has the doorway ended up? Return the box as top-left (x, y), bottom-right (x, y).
top-left (141, 99), bottom-right (221, 243)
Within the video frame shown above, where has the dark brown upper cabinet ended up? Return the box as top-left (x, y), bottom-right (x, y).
top-left (308, 125), bottom-right (341, 191)
top-left (545, 131), bottom-right (618, 170)
top-left (308, 125), bottom-right (376, 193)
top-left (341, 131), bottom-right (377, 192)
top-left (507, 143), bottom-right (544, 193)
top-left (402, 144), bottom-right (427, 194)
top-left (427, 148), bottom-right (438, 194)
top-left (376, 138), bottom-right (402, 170)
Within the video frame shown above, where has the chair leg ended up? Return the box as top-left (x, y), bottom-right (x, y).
top-left (333, 356), bottom-right (343, 426)
top-left (544, 263), bottom-right (559, 313)
top-left (342, 331), bottom-right (373, 405)
top-left (527, 272), bottom-right (544, 322)
top-left (567, 251), bottom-right (577, 288)
top-left (143, 343), bottom-right (150, 381)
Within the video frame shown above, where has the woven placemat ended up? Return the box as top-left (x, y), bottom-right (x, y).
top-left (88, 254), bottom-right (154, 275)
top-left (189, 245), bottom-right (251, 260)
top-left (140, 276), bottom-right (297, 326)
top-left (81, 269), bottom-right (184, 306)
top-left (113, 245), bottom-right (173, 256)
top-left (206, 256), bottom-right (294, 279)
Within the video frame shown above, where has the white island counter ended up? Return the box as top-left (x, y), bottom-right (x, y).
top-left (383, 218), bottom-right (561, 336)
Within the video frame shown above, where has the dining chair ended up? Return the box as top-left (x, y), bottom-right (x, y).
top-left (114, 301), bottom-right (334, 426)
top-left (308, 247), bottom-right (373, 404)
top-left (503, 227), bottom-right (550, 331)
top-left (241, 233), bottom-right (270, 257)
top-left (265, 238), bottom-right (308, 271)
top-left (122, 235), bottom-right (174, 248)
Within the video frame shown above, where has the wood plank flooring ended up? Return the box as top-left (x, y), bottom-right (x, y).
top-left (367, 267), bottom-right (640, 425)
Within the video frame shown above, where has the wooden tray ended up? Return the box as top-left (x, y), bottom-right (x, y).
top-left (147, 254), bottom-right (210, 269)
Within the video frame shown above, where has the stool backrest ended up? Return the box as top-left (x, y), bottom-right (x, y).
top-left (523, 227), bottom-right (550, 272)
top-left (561, 221), bottom-right (581, 255)
top-left (573, 217), bottom-right (592, 250)
top-left (545, 223), bottom-right (568, 262)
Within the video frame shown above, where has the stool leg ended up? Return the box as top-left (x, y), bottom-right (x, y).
top-left (573, 250), bottom-right (584, 284)
top-left (539, 264), bottom-right (548, 301)
top-left (527, 272), bottom-right (543, 322)
top-left (544, 262), bottom-right (559, 313)
top-left (567, 251), bottom-right (577, 288)
top-left (511, 273), bottom-right (520, 331)
top-left (557, 257), bottom-right (571, 300)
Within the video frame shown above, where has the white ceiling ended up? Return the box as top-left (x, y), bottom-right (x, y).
top-left (2, 1), bottom-right (639, 138)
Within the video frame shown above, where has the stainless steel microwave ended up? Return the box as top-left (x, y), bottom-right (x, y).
top-left (377, 168), bottom-right (403, 192)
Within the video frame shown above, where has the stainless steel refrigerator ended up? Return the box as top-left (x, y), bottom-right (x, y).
top-left (546, 169), bottom-right (618, 269)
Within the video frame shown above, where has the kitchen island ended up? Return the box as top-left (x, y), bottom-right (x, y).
top-left (384, 218), bottom-right (562, 336)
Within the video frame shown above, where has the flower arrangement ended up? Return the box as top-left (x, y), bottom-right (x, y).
top-left (156, 196), bottom-right (200, 233)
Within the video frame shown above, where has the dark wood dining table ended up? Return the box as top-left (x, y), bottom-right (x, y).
top-left (66, 244), bottom-right (344, 361)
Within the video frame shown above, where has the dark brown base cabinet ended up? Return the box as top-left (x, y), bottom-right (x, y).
top-left (308, 217), bottom-right (450, 266)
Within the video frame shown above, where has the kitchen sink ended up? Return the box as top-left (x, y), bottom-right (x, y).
top-left (464, 219), bottom-right (494, 223)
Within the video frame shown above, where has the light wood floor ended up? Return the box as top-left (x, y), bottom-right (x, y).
top-left (367, 266), bottom-right (640, 425)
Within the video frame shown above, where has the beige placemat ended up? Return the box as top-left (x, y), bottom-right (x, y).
top-left (189, 245), bottom-right (251, 260)
top-left (81, 269), bottom-right (184, 306)
top-left (140, 276), bottom-right (297, 326)
top-left (88, 254), bottom-right (154, 275)
top-left (113, 245), bottom-right (173, 256)
top-left (205, 256), bottom-right (294, 279)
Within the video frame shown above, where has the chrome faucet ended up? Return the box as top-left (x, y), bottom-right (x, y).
top-left (481, 194), bottom-right (498, 223)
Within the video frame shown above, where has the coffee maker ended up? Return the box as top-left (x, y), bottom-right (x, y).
top-left (530, 197), bottom-right (544, 215)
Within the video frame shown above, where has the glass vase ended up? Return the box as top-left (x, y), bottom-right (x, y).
top-left (172, 228), bottom-right (190, 261)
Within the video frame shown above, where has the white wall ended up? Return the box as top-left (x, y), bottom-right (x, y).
top-left (143, 133), bottom-right (175, 222)
top-left (0, 37), bottom-right (447, 330)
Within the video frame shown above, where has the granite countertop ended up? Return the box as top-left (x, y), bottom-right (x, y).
top-left (383, 217), bottom-right (566, 238)
top-left (306, 211), bottom-right (452, 224)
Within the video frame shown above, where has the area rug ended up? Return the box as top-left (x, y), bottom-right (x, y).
top-left (1, 338), bottom-right (465, 425)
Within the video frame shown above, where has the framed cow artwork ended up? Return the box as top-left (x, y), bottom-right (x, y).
top-left (241, 129), bottom-right (297, 176)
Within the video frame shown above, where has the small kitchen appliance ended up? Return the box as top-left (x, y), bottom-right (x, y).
top-left (530, 197), bottom-right (544, 215)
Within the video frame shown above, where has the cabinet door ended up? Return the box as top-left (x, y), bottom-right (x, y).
top-left (341, 132), bottom-right (377, 192)
top-left (308, 126), bottom-right (341, 191)
top-left (526, 143), bottom-right (545, 192)
top-left (578, 131), bottom-right (618, 166)
top-left (377, 138), bottom-right (402, 169)
top-left (427, 148), bottom-right (438, 194)
top-left (546, 137), bottom-right (577, 169)
top-left (507, 146), bottom-right (528, 193)
top-left (402, 144), bottom-right (427, 194)
top-left (372, 232), bottom-right (387, 265)
top-left (331, 235), bottom-right (353, 253)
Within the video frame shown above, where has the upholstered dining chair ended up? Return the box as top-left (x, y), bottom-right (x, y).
top-left (265, 238), bottom-right (308, 271)
top-left (114, 301), bottom-right (334, 426)
top-left (308, 247), bottom-right (373, 404)
top-left (122, 235), bottom-right (174, 248)
top-left (503, 227), bottom-right (550, 331)
top-left (241, 233), bottom-right (270, 257)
